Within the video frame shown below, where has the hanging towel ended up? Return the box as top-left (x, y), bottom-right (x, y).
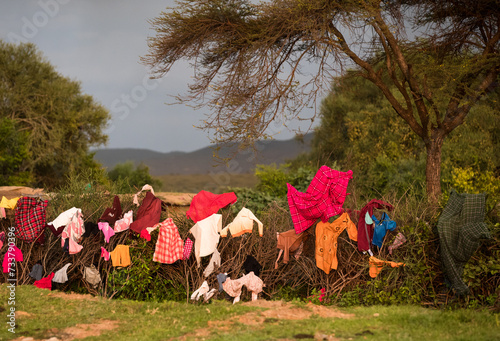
top-left (203, 248), bottom-right (221, 278)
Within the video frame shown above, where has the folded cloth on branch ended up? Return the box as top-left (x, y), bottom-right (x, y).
top-left (153, 218), bottom-right (184, 264)
top-left (84, 265), bottom-right (101, 287)
top-left (437, 189), bottom-right (491, 296)
top-left (49, 207), bottom-right (80, 230)
top-left (2, 245), bottom-right (23, 273)
top-left (388, 232), bottom-right (407, 255)
top-left (222, 271), bottom-right (264, 304)
top-left (53, 263), bottom-right (72, 283)
top-left (315, 212), bottom-right (358, 274)
top-left (191, 281), bottom-right (217, 302)
top-left (34, 272), bottom-right (54, 290)
top-left (220, 207), bottom-right (263, 237)
top-left (275, 229), bottom-right (309, 269)
top-left (29, 263), bottom-right (43, 281)
top-left (186, 190), bottom-right (237, 223)
top-left (357, 199), bottom-right (394, 254)
top-left (133, 184), bottom-right (155, 206)
top-left (61, 208), bottom-right (85, 254)
top-left (0, 196), bottom-right (19, 210)
top-left (99, 195), bottom-right (122, 226)
top-left (114, 210), bottom-right (133, 233)
top-left (110, 245), bottom-right (131, 267)
top-left (190, 213), bottom-right (222, 267)
top-left (129, 191), bottom-right (162, 233)
top-left (101, 247), bottom-right (110, 261)
top-left (15, 196), bottom-right (49, 243)
top-left (183, 238), bottom-right (193, 260)
top-left (371, 212), bottom-right (397, 248)
top-left (287, 166), bottom-right (353, 234)
top-left (368, 256), bottom-right (405, 278)
top-left (98, 222), bottom-right (115, 243)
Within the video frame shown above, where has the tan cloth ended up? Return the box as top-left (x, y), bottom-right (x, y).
top-left (369, 256), bottom-right (405, 278)
top-left (275, 229), bottom-right (309, 269)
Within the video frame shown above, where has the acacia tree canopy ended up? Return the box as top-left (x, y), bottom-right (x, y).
top-left (143, 0), bottom-right (500, 202)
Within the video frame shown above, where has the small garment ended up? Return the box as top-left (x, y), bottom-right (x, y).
top-left (190, 213), bottom-right (222, 267)
top-left (114, 210), bottom-right (133, 233)
top-left (2, 245), bottom-right (23, 273)
top-left (315, 212), bottom-right (358, 274)
top-left (110, 245), bottom-right (131, 267)
top-left (53, 263), bottom-right (72, 283)
top-left (357, 199), bottom-right (394, 253)
top-left (82, 221), bottom-right (99, 238)
top-left (139, 229), bottom-right (151, 241)
top-left (220, 207), bottom-right (263, 237)
top-left (0, 196), bottom-right (19, 210)
top-left (153, 218), bottom-right (184, 264)
top-left (99, 195), bottom-right (122, 226)
top-left (275, 229), bottom-right (309, 269)
top-left (50, 207), bottom-right (80, 229)
top-left (47, 223), bottom-right (65, 237)
top-left (98, 222), bottom-right (115, 243)
top-left (29, 263), bottom-right (43, 281)
top-left (186, 190), bottom-right (237, 223)
top-left (388, 232), bottom-right (407, 255)
top-left (222, 271), bottom-right (264, 304)
top-left (183, 238), bottom-right (193, 260)
top-left (191, 281), bottom-right (216, 302)
top-left (287, 166), bottom-right (353, 234)
top-left (217, 273), bottom-right (228, 292)
top-left (369, 256), bottom-right (405, 278)
top-left (203, 248), bottom-right (221, 278)
top-left (14, 196), bottom-right (49, 243)
top-left (437, 189), bottom-right (491, 295)
top-left (0, 207), bottom-right (6, 218)
top-left (129, 191), bottom-right (162, 233)
top-left (61, 209), bottom-right (85, 254)
top-left (371, 212), bottom-right (397, 248)
top-left (101, 247), bottom-right (110, 261)
top-left (133, 184), bottom-right (155, 206)
top-left (34, 272), bottom-right (54, 290)
top-left (243, 255), bottom-right (262, 277)
top-left (84, 265), bottom-right (101, 287)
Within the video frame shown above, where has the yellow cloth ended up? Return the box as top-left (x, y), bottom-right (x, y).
top-left (0, 196), bottom-right (20, 210)
top-left (110, 245), bottom-right (131, 267)
top-left (368, 256), bottom-right (405, 278)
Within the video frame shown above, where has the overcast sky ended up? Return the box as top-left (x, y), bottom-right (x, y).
top-left (0, 0), bottom-right (317, 153)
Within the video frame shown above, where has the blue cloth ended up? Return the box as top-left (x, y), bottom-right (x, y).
top-left (371, 212), bottom-right (396, 247)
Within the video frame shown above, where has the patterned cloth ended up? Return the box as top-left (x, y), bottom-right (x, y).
top-left (186, 190), bottom-right (237, 223)
top-left (222, 271), bottom-right (264, 304)
top-left (61, 209), bottom-right (85, 254)
top-left (153, 218), bottom-right (184, 264)
top-left (183, 238), bottom-right (193, 260)
top-left (114, 210), bottom-right (133, 233)
top-left (388, 232), bottom-right (406, 255)
top-left (14, 197), bottom-right (48, 243)
top-left (437, 189), bottom-right (491, 295)
top-left (357, 199), bottom-right (394, 253)
top-left (287, 166), bottom-right (353, 234)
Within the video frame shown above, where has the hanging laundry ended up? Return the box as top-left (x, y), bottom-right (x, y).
top-left (99, 195), bottom-right (122, 227)
top-left (369, 256), bottom-right (405, 278)
top-left (186, 190), bottom-right (237, 223)
top-left (34, 272), bottom-right (54, 290)
top-left (133, 184), bottom-right (155, 206)
top-left (437, 189), bottom-right (491, 295)
top-left (0, 196), bottom-right (19, 210)
top-left (2, 245), bottom-right (23, 273)
top-left (243, 255), bottom-right (262, 277)
top-left (217, 273), bottom-right (228, 292)
top-left (153, 218), bottom-right (184, 264)
top-left (190, 213), bottom-right (222, 267)
top-left (183, 238), bottom-right (193, 260)
top-left (220, 207), bottom-right (263, 237)
top-left (191, 280), bottom-right (217, 302)
top-left (53, 263), bottom-right (72, 283)
top-left (14, 196), bottom-right (49, 243)
top-left (110, 245), bottom-right (131, 267)
top-left (139, 229), bottom-right (151, 241)
top-left (275, 229), bottom-right (309, 269)
top-left (371, 212), bottom-right (397, 248)
top-left (222, 271), bottom-right (264, 304)
top-left (49, 207), bottom-right (80, 230)
top-left (315, 212), bottom-right (358, 274)
top-left (61, 209), bottom-right (85, 254)
top-left (356, 199), bottom-right (394, 254)
top-left (84, 265), bottom-right (101, 287)
top-left (203, 248), bottom-right (221, 278)
top-left (129, 191), bottom-right (162, 234)
top-left (388, 232), bottom-right (406, 255)
top-left (114, 210), bottom-right (133, 233)
top-left (82, 221), bottom-right (99, 238)
top-left (287, 166), bottom-right (353, 234)
top-left (101, 247), bottom-right (110, 261)
top-left (98, 222), bottom-right (115, 243)
top-left (29, 262), bottom-right (43, 281)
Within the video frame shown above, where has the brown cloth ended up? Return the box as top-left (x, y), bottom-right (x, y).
top-left (275, 229), bottom-right (309, 269)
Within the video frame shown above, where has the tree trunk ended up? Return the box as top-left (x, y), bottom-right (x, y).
top-left (425, 136), bottom-right (444, 204)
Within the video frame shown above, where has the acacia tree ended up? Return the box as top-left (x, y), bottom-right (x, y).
top-left (142, 0), bottom-right (500, 202)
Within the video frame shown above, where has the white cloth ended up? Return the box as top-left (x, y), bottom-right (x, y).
top-left (191, 280), bottom-right (210, 301)
top-left (189, 214), bottom-right (222, 267)
top-left (220, 207), bottom-right (263, 237)
top-left (53, 263), bottom-right (71, 283)
top-left (84, 265), bottom-right (101, 287)
top-left (203, 248), bottom-right (221, 278)
top-left (50, 207), bottom-right (80, 229)
top-left (133, 184), bottom-right (155, 206)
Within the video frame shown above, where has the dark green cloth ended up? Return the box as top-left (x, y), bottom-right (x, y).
top-left (437, 189), bottom-right (491, 295)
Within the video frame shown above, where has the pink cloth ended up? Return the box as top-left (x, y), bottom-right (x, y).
top-left (34, 272), bottom-right (54, 290)
top-left (101, 247), bottom-right (110, 261)
top-left (2, 245), bottom-right (23, 273)
top-left (139, 229), bottom-right (151, 241)
top-left (61, 209), bottom-right (85, 254)
top-left (98, 222), bottom-right (115, 243)
top-left (114, 210), bottom-right (133, 233)
top-left (153, 218), bottom-right (184, 264)
top-left (287, 166), bottom-right (353, 234)
top-left (183, 238), bottom-right (193, 260)
top-left (186, 190), bottom-right (237, 223)
top-left (222, 271), bottom-right (264, 302)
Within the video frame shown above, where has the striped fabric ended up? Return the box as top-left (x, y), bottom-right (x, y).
top-left (14, 197), bottom-right (48, 243)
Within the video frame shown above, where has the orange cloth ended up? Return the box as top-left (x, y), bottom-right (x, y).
top-left (110, 245), bottom-right (131, 267)
top-left (368, 256), bottom-right (405, 278)
top-left (315, 212), bottom-right (357, 274)
top-left (275, 229), bottom-right (309, 269)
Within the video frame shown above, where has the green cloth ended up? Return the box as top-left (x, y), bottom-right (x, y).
top-left (437, 189), bottom-right (491, 295)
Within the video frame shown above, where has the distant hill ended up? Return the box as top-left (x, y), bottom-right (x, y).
top-left (94, 133), bottom-right (313, 175)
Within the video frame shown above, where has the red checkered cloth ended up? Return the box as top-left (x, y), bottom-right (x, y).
top-left (153, 218), bottom-right (184, 264)
top-left (14, 197), bottom-right (49, 243)
top-left (287, 166), bottom-right (353, 234)
top-left (183, 238), bottom-right (193, 260)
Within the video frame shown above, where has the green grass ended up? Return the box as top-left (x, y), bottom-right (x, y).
top-left (1, 285), bottom-right (499, 341)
